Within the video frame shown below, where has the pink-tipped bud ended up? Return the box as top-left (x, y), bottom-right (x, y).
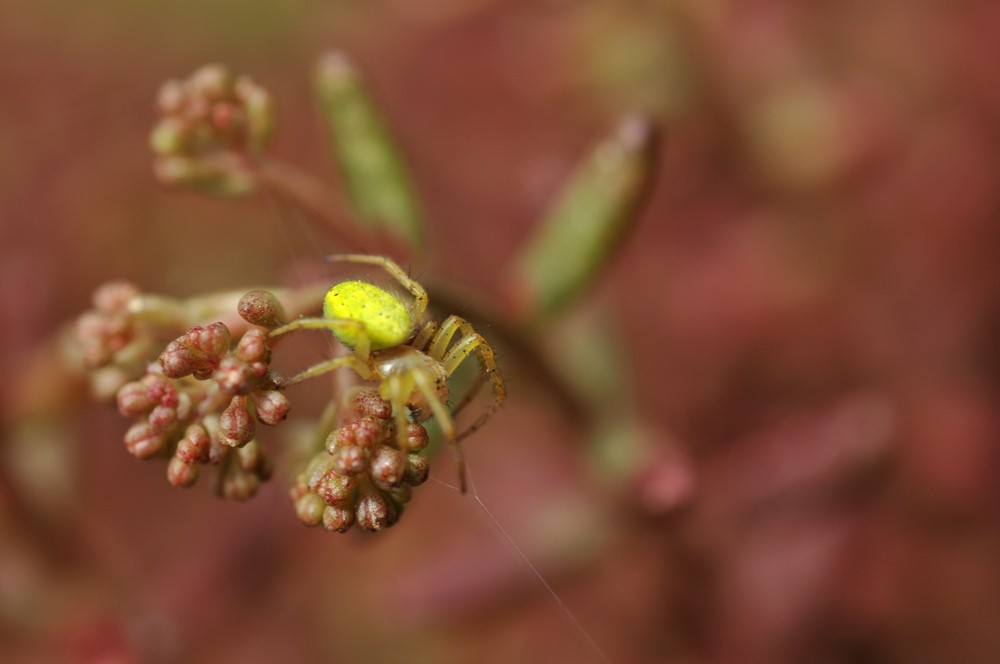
top-left (117, 381), bottom-right (155, 416)
top-left (332, 444), bottom-right (368, 476)
top-left (234, 328), bottom-right (270, 363)
top-left (315, 470), bottom-right (357, 507)
top-left (93, 280), bottom-right (140, 312)
top-left (355, 491), bottom-right (397, 532)
top-left (322, 505), bottom-right (355, 533)
top-left (167, 456), bottom-right (200, 487)
top-left (148, 404), bottom-right (178, 430)
top-left (176, 424), bottom-right (211, 463)
top-left (353, 416), bottom-right (386, 448)
top-left (351, 388), bottom-right (392, 420)
top-left (404, 454), bottom-right (430, 487)
top-left (186, 322), bottom-right (231, 360)
top-left (213, 356), bottom-right (252, 393)
top-left (370, 445), bottom-right (406, 490)
top-left (219, 468), bottom-right (259, 501)
top-left (405, 423), bottom-right (429, 452)
top-left (254, 390), bottom-right (289, 426)
top-left (238, 290), bottom-right (285, 329)
top-left (160, 339), bottom-right (210, 379)
top-left (294, 493), bottom-right (325, 526)
top-left (124, 422), bottom-right (167, 458)
top-left (220, 395), bottom-right (255, 447)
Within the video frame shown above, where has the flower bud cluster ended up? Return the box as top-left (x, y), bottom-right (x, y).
top-left (290, 389), bottom-right (431, 533)
top-left (116, 318), bottom-right (286, 500)
top-left (73, 282), bottom-right (192, 400)
top-left (75, 281), bottom-right (142, 370)
top-left (150, 64), bottom-right (275, 195)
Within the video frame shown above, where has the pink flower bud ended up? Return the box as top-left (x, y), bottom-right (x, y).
top-left (186, 322), bottom-right (230, 359)
top-left (404, 454), bottom-right (430, 487)
top-left (220, 395), bottom-right (255, 447)
top-left (213, 356), bottom-right (252, 392)
top-left (294, 493), bottom-right (325, 526)
top-left (167, 456), bottom-right (200, 487)
top-left (370, 445), bottom-right (406, 489)
top-left (148, 405), bottom-right (178, 430)
top-left (315, 470), bottom-right (357, 507)
top-left (322, 505), bottom-right (354, 533)
top-left (237, 291), bottom-right (285, 329)
top-left (234, 328), bottom-right (269, 363)
top-left (405, 423), bottom-right (429, 452)
top-left (332, 444), bottom-right (367, 476)
top-left (254, 390), bottom-right (289, 426)
top-left (355, 491), bottom-right (397, 532)
top-left (124, 422), bottom-right (167, 458)
top-left (176, 424), bottom-right (211, 463)
top-left (117, 381), bottom-right (154, 416)
top-left (352, 388), bottom-right (392, 420)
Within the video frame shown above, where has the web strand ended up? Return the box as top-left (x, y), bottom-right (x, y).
top-left (432, 467), bottom-right (613, 664)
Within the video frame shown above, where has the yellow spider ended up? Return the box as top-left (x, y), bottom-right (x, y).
top-left (268, 254), bottom-right (505, 492)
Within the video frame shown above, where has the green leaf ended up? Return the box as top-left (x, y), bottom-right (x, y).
top-left (511, 115), bottom-right (657, 322)
top-left (313, 52), bottom-right (426, 252)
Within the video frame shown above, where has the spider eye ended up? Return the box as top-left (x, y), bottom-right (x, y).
top-left (323, 280), bottom-right (412, 350)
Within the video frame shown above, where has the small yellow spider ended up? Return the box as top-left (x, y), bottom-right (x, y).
top-left (268, 254), bottom-right (506, 492)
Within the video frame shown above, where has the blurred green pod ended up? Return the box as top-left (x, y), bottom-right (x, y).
top-left (313, 52), bottom-right (426, 252)
top-left (509, 114), bottom-right (657, 322)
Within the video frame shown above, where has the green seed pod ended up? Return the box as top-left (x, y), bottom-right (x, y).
top-left (313, 51), bottom-right (426, 252)
top-left (510, 114), bottom-right (657, 322)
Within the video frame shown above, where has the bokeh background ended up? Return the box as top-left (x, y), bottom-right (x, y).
top-left (3, 1), bottom-right (1000, 662)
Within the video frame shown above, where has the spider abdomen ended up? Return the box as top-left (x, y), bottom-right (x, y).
top-left (323, 280), bottom-right (413, 350)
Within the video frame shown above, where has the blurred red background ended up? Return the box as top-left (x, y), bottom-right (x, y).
top-left (3, 1), bottom-right (1000, 662)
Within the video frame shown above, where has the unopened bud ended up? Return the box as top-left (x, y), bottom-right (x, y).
top-left (314, 470), bottom-right (357, 507)
top-left (370, 445), bottom-right (406, 490)
top-left (213, 356), bottom-right (253, 392)
top-left (219, 467), bottom-right (259, 501)
top-left (238, 290), bottom-right (285, 329)
top-left (295, 492), bottom-right (325, 526)
top-left (254, 389), bottom-right (289, 425)
top-left (332, 444), bottom-right (368, 475)
top-left (234, 328), bottom-right (270, 363)
top-left (351, 388), bottom-right (392, 420)
top-left (148, 404), bottom-right (178, 430)
top-left (405, 423), bottom-right (429, 452)
top-left (220, 395), bottom-right (255, 446)
top-left (322, 505), bottom-right (354, 533)
top-left (167, 456), bottom-right (200, 487)
top-left (117, 381), bottom-right (155, 416)
top-left (124, 422), bottom-right (167, 458)
top-left (355, 491), bottom-right (397, 532)
top-left (176, 424), bottom-right (211, 463)
top-left (186, 322), bottom-right (231, 359)
top-left (404, 454), bottom-right (430, 486)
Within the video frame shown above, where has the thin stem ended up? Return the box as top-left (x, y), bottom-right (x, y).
top-left (254, 157), bottom-right (410, 260)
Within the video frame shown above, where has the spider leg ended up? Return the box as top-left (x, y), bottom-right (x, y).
top-left (427, 315), bottom-right (464, 359)
top-left (281, 354), bottom-right (373, 387)
top-left (410, 320), bottom-right (438, 352)
top-left (269, 317), bottom-right (372, 362)
top-left (380, 374), bottom-right (415, 473)
top-left (326, 254), bottom-right (428, 321)
top-left (410, 369), bottom-right (466, 493)
top-left (441, 323), bottom-right (506, 421)
top-left (426, 315), bottom-right (506, 445)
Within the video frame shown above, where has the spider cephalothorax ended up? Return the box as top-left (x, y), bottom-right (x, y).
top-left (268, 254), bottom-right (505, 491)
